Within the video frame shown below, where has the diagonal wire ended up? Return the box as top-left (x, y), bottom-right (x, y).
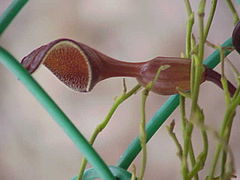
top-left (0, 0), bottom-right (28, 35)
top-left (0, 47), bottom-right (116, 180)
top-left (0, 1), bottom-right (115, 179)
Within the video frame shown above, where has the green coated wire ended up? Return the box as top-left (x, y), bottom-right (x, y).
top-left (0, 1), bottom-right (115, 179)
top-left (72, 166), bottom-right (132, 180)
top-left (0, 0), bottom-right (28, 35)
top-left (117, 38), bottom-right (233, 170)
top-left (0, 47), bottom-right (115, 180)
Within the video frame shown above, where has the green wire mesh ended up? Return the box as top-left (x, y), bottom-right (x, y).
top-left (0, 0), bottom-right (28, 35)
top-left (0, 0), bottom-right (234, 179)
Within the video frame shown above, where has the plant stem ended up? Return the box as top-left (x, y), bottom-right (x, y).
top-left (188, 2), bottom-right (207, 179)
top-left (207, 109), bottom-right (234, 179)
top-left (219, 49), bottom-right (232, 178)
top-left (179, 96), bottom-right (189, 178)
top-left (220, 47), bottom-right (231, 105)
top-left (184, 0), bottom-right (194, 58)
top-left (190, 35), bottom-right (197, 94)
top-left (207, 89), bottom-right (240, 179)
top-left (204, 0), bottom-right (218, 41)
top-left (139, 90), bottom-right (148, 180)
top-left (77, 84), bottom-right (141, 180)
top-left (179, 95), bottom-right (188, 179)
top-left (182, 123), bottom-right (193, 180)
top-left (197, 0), bottom-right (206, 64)
top-left (225, 0), bottom-right (240, 25)
top-left (208, 25), bottom-right (239, 178)
top-left (0, 0), bottom-right (28, 35)
top-left (189, 142), bottom-right (198, 180)
top-left (116, 38), bottom-right (233, 170)
top-left (184, 0), bottom-right (193, 16)
top-left (188, 106), bottom-right (208, 179)
top-left (182, 2), bottom-right (207, 180)
top-left (130, 164), bottom-right (137, 180)
top-left (220, 111), bottom-right (235, 178)
top-left (190, 0), bottom-right (206, 120)
top-left (139, 65), bottom-right (169, 180)
top-left (180, 96), bottom-right (187, 130)
top-left (167, 121), bottom-right (183, 160)
top-left (183, 2), bottom-right (199, 179)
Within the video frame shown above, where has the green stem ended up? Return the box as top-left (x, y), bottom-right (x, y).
top-left (197, 0), bottom-right (206, 64)
top-left (166, 121), bottom-right (183, 159)
top-left (190, 36), bottom-right (196, 94)
top-left (179, 95), bottom-right (189, 179)
top-left (180, 96), bottom-right (187, 130)
top-left (184, 0), bottom-right (193, 16)
top-left (182, 122), bottom-right (193, 180)
top-left (183, 2), bottom-right (198, 179)
top-left (77, 84), bottom-right (141, 180)
top-left (220, 47), bottom-right (231, 105)
top-left (191, 61), bottom-right (205, 112)
top-left (138, 65), bottom-right (169, 180)
top-left (139, 89), bottom-right (148, 180)
top-left (184, 0), bottom-right (194, 58)
top-left (189, 141), bottom-right (198, 180)
top-left (207, 92), bottom-right (240, 179)
top-left (225, 0), bottom-right (240, 25)
top-left (183, 2), bottom-right (206, 180)
top-left (130, 165), bottom-right (137, 180)
top-left (182, 3), bottom-right (195, 175)
top-left (190, 0), bottom-right (206, 119)
top-left (117, 38), bottom-right (233, 170)
top-left (232, 86), bottom-right (240, 101)
top-left (208, 36), bottom-right (240, 178)
top-left (187, 4), bottom-right (207, 180)
top-left (0, 0), bottom-right (28, 35)
top-left (188, 106), bottom-right (208, 179)
top-left (207, 110), bottom-right (234, 179)
top-left (0, 47), bottom-right (115, 180)
top-left (204, 0), bottom-right (218, 41)
top-left (220, 111), bottom-right (235, 178)
top-left (190, 0), bottom-right (206, 118)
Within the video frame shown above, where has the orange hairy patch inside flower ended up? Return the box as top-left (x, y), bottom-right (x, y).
top-left (43, 42), bottom-right (91, 92)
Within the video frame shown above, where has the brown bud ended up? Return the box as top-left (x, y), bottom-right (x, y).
top-left (136, 57), bottom-right (193, 95)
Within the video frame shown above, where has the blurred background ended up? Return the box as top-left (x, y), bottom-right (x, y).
top-left (0, 0), bottom-right (240, 179)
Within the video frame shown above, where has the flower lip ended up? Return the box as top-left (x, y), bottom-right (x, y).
top-left (21, 39), bottom-right (78, 73)
top-left (21, 45), bottom-right (47, 73)
top-left (21, 38), bottom-right (93, 92)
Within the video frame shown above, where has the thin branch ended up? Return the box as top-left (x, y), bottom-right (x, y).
top-left (77, 84), bottom-right (141, 179)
